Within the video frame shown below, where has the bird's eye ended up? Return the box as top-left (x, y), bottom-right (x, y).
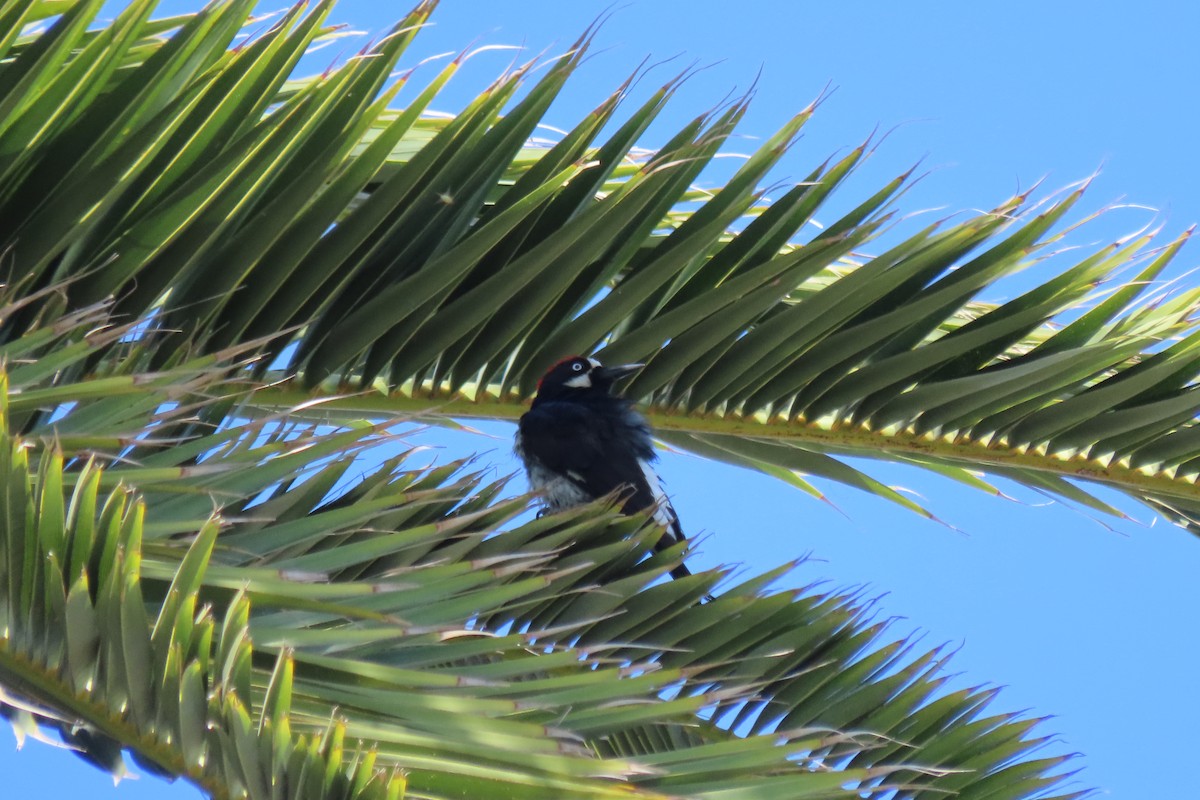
top-left (572, 362), bottom-right (584, 372)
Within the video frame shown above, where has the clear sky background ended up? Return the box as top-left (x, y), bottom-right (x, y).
top-left (5, 2), bottom-right (1200, 798)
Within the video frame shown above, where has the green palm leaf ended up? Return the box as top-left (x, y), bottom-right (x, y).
top-left (2, 0), bottom-right (1191, 532)
top-left (0, 306), bottom-right (1075, 798)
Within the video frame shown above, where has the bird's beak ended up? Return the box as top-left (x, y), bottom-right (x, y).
top-left (595, 363), bottom-right (644, 382)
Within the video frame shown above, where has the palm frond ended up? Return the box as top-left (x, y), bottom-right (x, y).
top-left (1, 0), bottom-right (1196, 536)
top-left (0, 300), bottom-right (1078, 798)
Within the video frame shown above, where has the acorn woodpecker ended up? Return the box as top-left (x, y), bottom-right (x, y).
top-left (515, 356), bottom-right (693, 580)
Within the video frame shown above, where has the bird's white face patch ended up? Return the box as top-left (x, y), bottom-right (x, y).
top-left (563, 357), bottom-right (602, 387)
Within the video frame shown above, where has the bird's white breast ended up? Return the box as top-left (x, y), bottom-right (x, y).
top-left (514, 433), bottom-right (591, 510)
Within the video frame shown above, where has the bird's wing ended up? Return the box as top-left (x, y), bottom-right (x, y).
top-left (634, 457), bottom-right (686, 547)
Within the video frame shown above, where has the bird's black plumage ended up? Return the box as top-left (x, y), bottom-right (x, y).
top-left (515, 356), bottom-right (691, 579)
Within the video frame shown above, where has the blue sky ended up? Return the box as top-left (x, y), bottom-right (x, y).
top-left (5, 2), bottom-right (1199, 798)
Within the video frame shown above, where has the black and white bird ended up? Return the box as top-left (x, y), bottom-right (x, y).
top-left (515, 356), bottom-right (693, 580)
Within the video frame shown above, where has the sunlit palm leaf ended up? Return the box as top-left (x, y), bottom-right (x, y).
top-left (2, 0), bottom-right (1194, 536)
top-left (0, 297), bottom-right (1075, 798)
